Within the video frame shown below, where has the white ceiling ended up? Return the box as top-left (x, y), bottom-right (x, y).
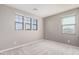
top-left (5, 4), bottom-right (79, 18)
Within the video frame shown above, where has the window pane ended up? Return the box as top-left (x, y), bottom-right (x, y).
top-left (24, 17), bottom-right (30, 23)
top-left (32, 19), bottom-right (37, 24)
top-left (16, 23), bottom-right (22, 30)
top-left (16, 15), bottom-right (22, 22)
top-left (62, 16), bottom-right (75, 25)
top-left (25, 24), bottom-right (31, 30)
top-left (32, 25), bottom-right (37, 30)
top-left (63, 25), bottom-right (75, 33)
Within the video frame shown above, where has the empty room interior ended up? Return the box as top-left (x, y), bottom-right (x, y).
top-left (1, 4), bottom-right (79, 55)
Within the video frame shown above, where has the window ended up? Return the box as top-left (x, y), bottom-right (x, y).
top-left (15, 15), bottom-right (38, 31)
top-left (32, 19), bottom-right (38, 30)
top-left (62, 15), bottom-right (76, 34)
top-left (24, 17), bottom-right (38, 30)
top-left (15, 15), bottom-right (23, 30)
top-left (24, 17), bottom-right (31, 30)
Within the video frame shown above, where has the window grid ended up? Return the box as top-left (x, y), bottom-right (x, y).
top-left (32, 19), bottom-right (38, 30)
top-left (25, 18), bottom-right (31, 30)
top-left (15, 15), bottom-right (24, 30)
top-left (62, 15), bottom-right (76, 34)
top-left (16, 15), bottom-right (38, 31)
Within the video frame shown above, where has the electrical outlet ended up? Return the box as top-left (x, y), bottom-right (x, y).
top-left (14, 42), bottom-right (17, 45)
top-left (68, 40), bottom-right (70, 43)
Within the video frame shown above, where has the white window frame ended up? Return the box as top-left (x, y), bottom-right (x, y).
top-left (15, 15), bottom-right (24, 30)
top-left (61, 15), bottom-right (76, 34)
top-left (15, 14), bottom-right (38, 31)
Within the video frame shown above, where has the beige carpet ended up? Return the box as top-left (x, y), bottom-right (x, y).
top-left (1, 39), bottom-right (79, 55)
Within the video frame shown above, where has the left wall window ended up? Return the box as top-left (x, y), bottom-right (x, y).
top-left (16, 15), bottom-right (23, 30)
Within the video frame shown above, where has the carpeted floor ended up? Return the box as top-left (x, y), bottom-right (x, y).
top-left (1, 39), bottom-right (79, 55)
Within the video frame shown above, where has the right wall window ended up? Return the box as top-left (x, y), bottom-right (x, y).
top-left (62, 15), bottom-right (76, 34)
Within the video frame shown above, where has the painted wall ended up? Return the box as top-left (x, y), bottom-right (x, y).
top-left (0, 5), bottom-right (43, 50)
top-left (44, 8), bottom-right (79, 47)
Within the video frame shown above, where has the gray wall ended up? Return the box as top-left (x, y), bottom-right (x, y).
top-left (44, 8), bottom-right (79, 47)
top-left (0, 5), bottom-right (43, 50)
